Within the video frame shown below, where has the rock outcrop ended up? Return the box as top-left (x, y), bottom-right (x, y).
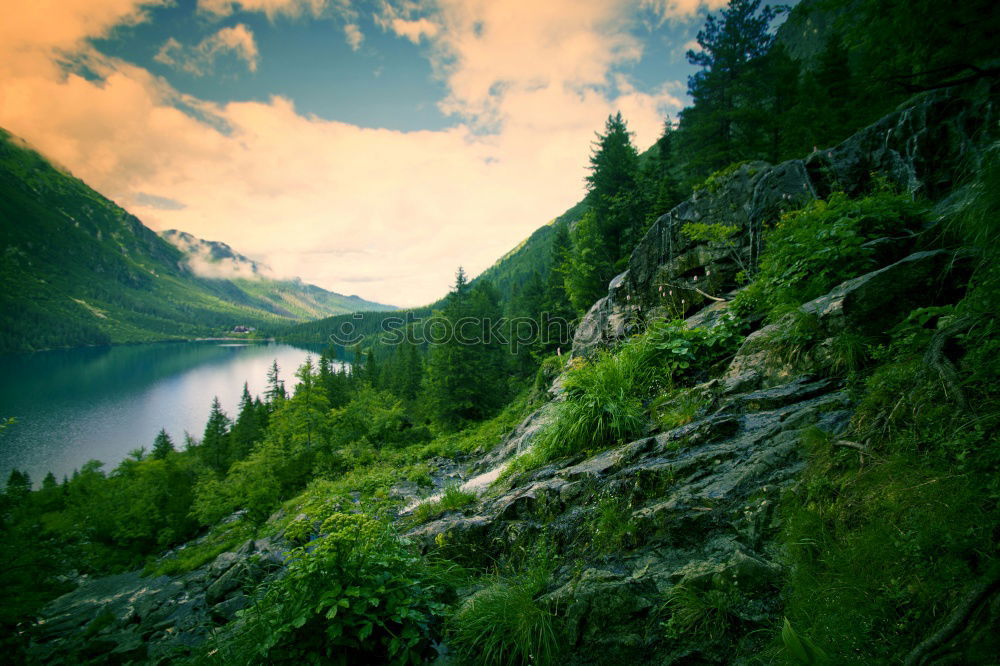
top-left (573, 89), bottom-right (994, 358)
top-left (27, 536), bottom-right (286, 664)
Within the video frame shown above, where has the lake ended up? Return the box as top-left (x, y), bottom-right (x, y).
top-left (0, 341), bottom-right (333, 484)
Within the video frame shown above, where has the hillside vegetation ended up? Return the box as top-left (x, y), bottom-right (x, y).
top-left (0, 136), bottom-right (390, 352)
top-left (1, 0), bottom-right (998, 663)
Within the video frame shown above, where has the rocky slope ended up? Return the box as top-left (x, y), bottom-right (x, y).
top-left (21, 87), bottom-right (997, 663)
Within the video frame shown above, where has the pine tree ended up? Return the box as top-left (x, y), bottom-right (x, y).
top-left (425, 268), bottom-right (506, 427)
top-left (586, 112), bottom-right (641, 265)
top-left (229, 384), bottom-right (262, 461)
top-left (265, 360), bottom-right (286, 406)
top-left (542, 221), bottom-right (576, 349)
top-left (679, 0), bottom-right (780, 178)
top-left (201, 397), bottom-right (231, 473)
top-left (395, 336), bottom-right (423, 401)
top-left (566, 211), bottom-right (613, 313)
top-left (152, 428), bottom-right (175, 460)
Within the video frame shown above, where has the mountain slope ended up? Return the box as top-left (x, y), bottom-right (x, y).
top-left (0, 130), bottom-right (387, 352)
top-left (160, 230), bottom-right (395, 320)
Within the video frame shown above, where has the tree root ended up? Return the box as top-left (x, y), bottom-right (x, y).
top-left (922, 315), bottom-right (975, 409)
top-left (903, 570), bottom-right (1000, 665)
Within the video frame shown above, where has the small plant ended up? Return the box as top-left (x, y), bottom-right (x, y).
top-left (781, 618), bottom-right (830, 664)
top-left (827, 331), bottom-right (873, 375)
top-left (412, 483), bottom-right (477, 523)
top-left (651, 389), bottom-right (708, 431)
top-left (662, 582), bottom-right (743, 642)
top-left (584, 489), bottom-right (638, 554)
top-left (448, 579), bottom-right (561, 666)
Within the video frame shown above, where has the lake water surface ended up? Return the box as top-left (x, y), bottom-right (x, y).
top-left (0, 341), bottom-right (327, 484)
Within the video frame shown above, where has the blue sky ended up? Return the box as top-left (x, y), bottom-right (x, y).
top-left (90, 0), bottom-right (707, 132)
top-left (2, 0), bottom-right (780, 306)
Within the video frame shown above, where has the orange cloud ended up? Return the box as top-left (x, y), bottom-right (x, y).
top-left (0, 0), bottom-right (692, 306)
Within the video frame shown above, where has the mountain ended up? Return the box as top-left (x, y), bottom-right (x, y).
top-left (160, 230), bottom-right (395, 321)
top-left (0, 129), bottom-right (390, 352)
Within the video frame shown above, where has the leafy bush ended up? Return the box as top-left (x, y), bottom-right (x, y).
top-left (207, 512), bottom-right (445, 664)
top-left (734, 191), bottom-right (927, 320)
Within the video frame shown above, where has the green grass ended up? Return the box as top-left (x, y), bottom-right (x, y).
top-left (144, 519), bottom-right (256, 577)
top-left (411, 483), bottom-right (478, 523)
top-left (448, 579), bottom-right (561, 666)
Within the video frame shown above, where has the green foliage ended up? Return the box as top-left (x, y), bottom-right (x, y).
top-left (651, 389), bottom-right (709, 431)
top-left (565, 211), bottom-right (614, 313)
top-left (530, 349), bottom-right (650, 465)
top-left (584, 489), bottom-right (639, 554)
top-left (780, 303), bottom-right (1000, 660)
top-left (781, 618), bottom-right (830, 665)
top-left (448, 579), bottom-right (561, 666)
top-left (507, 315), bottom-right (742, 476)
top-left (144, 519), bottom-right (255, 577)
top-left (662, 582), bottom-right (744, 642)
top-left (411, 483), bottom-right (477, 524)
top-left (206, 512), bottom-right (445, 664)
top-left (693, 161), bottom-right (753, 195)
top-left (734, 191), bottom-right (927, 320)
top-left (680, 221), bottom-right (739, 243)
top-left (426, 270), bottom-right (509, 428)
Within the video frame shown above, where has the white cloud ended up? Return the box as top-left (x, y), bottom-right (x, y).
top-left (640, 0), bottom-right (729, 24)
top-left (343, 23), bottom-right (364, 50)
top-left (197, 0), bottom-right (329, 21)
top-left (0, 0), bottom-right (694, 307)
top-left (155, 24), bottom-right (260, 75)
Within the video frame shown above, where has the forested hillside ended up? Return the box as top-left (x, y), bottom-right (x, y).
top-left (2, 0), bottom-right (998, 663)
top-left (0, 136), bottom-right (389, 352)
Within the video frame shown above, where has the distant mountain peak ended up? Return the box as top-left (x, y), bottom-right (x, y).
top-left (160, 229), bottom-right (270, 280)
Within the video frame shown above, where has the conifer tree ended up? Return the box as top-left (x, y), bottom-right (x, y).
top-left (586, 112), bottom-right (641, 265)
top-left (679, 0), bottom-right (779, 178)
top-left (566, 211), bottom-right (613, 313)
top-left (265, 360), bottom-right (286, 406)
top-left (229, 384), bottom-right (262, 461)
top-left (201, 397), bottom-right (231, 474)
top-left (152, 428), bottom-right (175, 460)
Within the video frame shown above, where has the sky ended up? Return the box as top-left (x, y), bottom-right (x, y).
top-left (1, 0), bottom-right (733, 307)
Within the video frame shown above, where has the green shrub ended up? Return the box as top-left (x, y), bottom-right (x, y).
top-left (734, 191), bottom-right (927, 321)
top-left (448, 579), bottom-right (561, 666)
top-left (504, 316), bottom-right (743, 476)
top-left (206, 512), bottom-right (445, 664)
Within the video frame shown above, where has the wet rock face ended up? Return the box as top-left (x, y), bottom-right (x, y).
top-left (27, 535), bottom-right (286, 664)
top-left (572, 90), bottom-right (993, 358)
top-left (408, 370), bottom-right (852, 663)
